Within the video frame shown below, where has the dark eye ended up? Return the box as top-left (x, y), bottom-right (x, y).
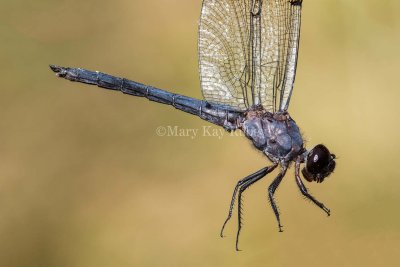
top-left (306, 144), bottom-right (331, 174)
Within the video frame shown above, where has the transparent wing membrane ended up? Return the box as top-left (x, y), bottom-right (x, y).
top-left (198, 0), bottom-right (302, 112)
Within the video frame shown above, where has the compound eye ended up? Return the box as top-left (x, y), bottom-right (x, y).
top-left (307, 144), bottom-right (331, 174)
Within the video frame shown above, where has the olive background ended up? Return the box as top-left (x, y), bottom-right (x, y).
top-left (1, 0), bottom-right (400, 266)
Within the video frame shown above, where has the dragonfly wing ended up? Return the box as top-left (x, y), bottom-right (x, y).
top-left (258, 0), bottom-right (303, 112)
top-left (199, 0), bottom-right (252, 111)
top-left (278, 0), bottom-right (302, 111)
top-left (198, 0), bottom-right (303, 112)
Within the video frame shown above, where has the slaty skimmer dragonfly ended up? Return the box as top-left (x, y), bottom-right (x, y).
top-left (50, 0), bottom-right (336, 250)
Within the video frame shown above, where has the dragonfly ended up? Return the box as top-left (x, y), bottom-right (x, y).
top-left (50, 0), bottom-right (336, 251)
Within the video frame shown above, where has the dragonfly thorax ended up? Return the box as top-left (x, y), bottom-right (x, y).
top-left (242, 110), bottom-right (304, 163)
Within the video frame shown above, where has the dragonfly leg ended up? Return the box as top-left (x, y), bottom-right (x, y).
top-left (295, 161), bottom-right (330, 216)
top-left (267, 166), bottom-right (288, 232)
top-left (233, 165), bottom-right (278, 251)
top-left (220, 164), bottom-right (277, 238)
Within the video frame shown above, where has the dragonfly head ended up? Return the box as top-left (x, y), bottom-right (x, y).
top-left (302, 144), bottom-right (336, 183)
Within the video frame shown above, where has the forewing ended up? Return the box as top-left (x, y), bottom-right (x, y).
top-left (255, 0), bottom-right (303, 112)
top-left (278, 0), bottom-right (302, 111)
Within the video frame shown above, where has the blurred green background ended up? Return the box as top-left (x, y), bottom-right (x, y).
top-left (1, 0), bottom-right (400, 266)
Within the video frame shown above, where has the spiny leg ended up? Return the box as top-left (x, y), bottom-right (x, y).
top-left (268, 166), bottom-right (288, 232)
top-left (220, 164), bottom-right (278, 238)
top-left (295, 161), bottom-right (330, 216)
top-left (234, 165), bottom-right (277, 251)
top-left (220, 170), bottom-right (260, 238)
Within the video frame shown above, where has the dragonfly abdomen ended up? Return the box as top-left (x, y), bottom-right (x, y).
top-left (50, 65), bottom-right (244, 131)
